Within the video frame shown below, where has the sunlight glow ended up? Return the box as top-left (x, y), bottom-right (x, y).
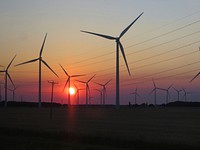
top-left (69, 87), bottom-right (75, 95)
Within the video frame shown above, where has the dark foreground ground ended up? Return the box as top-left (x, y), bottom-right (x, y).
top-left (0, 106), bottom-right (200, 150)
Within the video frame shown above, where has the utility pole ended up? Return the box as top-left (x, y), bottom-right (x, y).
top-left (48, 80), bottom-right (58, 119)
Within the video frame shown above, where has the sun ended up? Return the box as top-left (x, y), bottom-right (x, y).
top-left (69, 87), bottom-right (75, 95)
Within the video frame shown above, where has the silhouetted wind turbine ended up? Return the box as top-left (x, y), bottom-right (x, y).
top-left (15, 34), bottom-right (59, 108)
top-left (0, 55), bottom-right (16, 107)
top-left (94, 79), bottom-right (112, 105)
top-left (129, 88), bottom-right (140, 105)
top-left (74, 83), bottom-right (84, 105)
top-left (95, 89), bottom-right (103, 105)
top-left (60, 65), bottom-right (84, 106)
top-left (8, 86), bottom-right (18, 101)
top-left (48, 80), bottom-right (58, 119)
top-left (157, 84), bottom-right (173, 104)
top-left (81, 12), bottom-right (143, 108)
top-left (76, 75), bottom-right (96, 106)
top-left (173, 87), bottom-right (183, 101)
top-left (182, 88), bottom-right (192, 102)
top-left (150, 79), bottom-right (160, 106)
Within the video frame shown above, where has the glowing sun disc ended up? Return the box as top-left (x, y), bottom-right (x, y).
top-left (69, 87), bottom-right (75, 95)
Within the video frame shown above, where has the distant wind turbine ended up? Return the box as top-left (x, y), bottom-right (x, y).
top-left (60, 64), bottom-right (84, 106)
top-left (81, 12), bottom-right (144, 108)
top-left (129, 88), bottom-right (140, 105)
top-left (74, 83), bottom-right (84, 105)
top-left (15, 34), bottom-right (59, 108)
top-left (48, 80), bottom-right (58, 119)
top-left (94, 79), bottom-right (112, 105)
top-left (0, 55), bottom-right (16, 107)
top-left (76, 75), bottom-right (96, 106)
top-left (182, 88), bottom-right (192, 102)
top-left (173, 87), bottom-right (183, 101)
top-left (8, 86), bottom-right (18, 101)
top-left (150, 79), bottom-right (161, 106)
top-left (157, 84), bottom-right (173, 104)
top-left (95, 89), bottom-right (103, 105)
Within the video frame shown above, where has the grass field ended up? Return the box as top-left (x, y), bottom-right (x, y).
top-left (0, 106), bottom-right (200, 149)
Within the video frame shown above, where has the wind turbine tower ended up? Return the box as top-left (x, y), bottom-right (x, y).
top-left (81, 12), bottom-right (143, 108)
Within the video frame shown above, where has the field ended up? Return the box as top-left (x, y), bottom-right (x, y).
top-left (0, 106), bottom-right (200, 150)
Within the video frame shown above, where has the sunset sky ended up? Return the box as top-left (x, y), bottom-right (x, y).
top-left (1, 0), bottom-right (200, 105)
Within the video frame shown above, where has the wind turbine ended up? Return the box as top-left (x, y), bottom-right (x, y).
top-left (94, 79), bottom-right (112, 105)
top-left (74, 83), bottom-right (84, 105)
top-left (60, 64), bottom-right (84, 106)
top-left (182, 88), bottom-right (192, 102)
top-left (81, 12), bottom-right (144, 108)
top-left (15, 34), bottom-right (59, 107)
top-left (150, 79), bottom-right (161, 106)
top-left (8, 86), bottom-right (18, 101)
top-left (173, 87), bottom-right (183, 101)
top-left (0, 55), bottom-right (16, 107)
top-left (76, 74), bottom-right (96, 106)
top-left (157, 84), bottom-right (173, 104)
top-left (48, 80), bottom-right (58, 119)
top-left (95, 89), bottom-right (103, 105)
top-left (129, 88), bottom-right (140, 105)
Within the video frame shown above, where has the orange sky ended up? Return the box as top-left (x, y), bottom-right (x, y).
top-left (1, 0), bottom-right (200, 104)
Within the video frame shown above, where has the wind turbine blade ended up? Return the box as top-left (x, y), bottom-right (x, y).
top-left (76, 80), bottom-right (86, 84)
top-left (0, 70), bottom-right (5, 73)
top-left (157, 88), bottom-right (165, 91)
top-left (94, 82), bottom-right (104, 86)
top-left (81, 30), bottom-right (116, 40)
top-left (63, 78), bottom-right (69, 92)
top-left (73, 83), bottom-right (78, 89)
top-left (15, 58), bottom-right (39, 66)
top-left (59, 64), bottom-right (69, 77)
top-left (88, 74), bottom-right (96, 83)
top-left (42, 60), bottom-right (59, 78)
top-left (39, 33), bottom-right (47, 57)
top-left (152, 79), bottom-right (156, 88)
top-left (118, 41), bottom-right (131, 76)
top-left (7, 55), bottom-right (17, 70)
top-left (7, 73), bottom-right (15, 87)
top-left (190, 72), bottom-right (200, 82)
top-left (105, 79), bottom-right (112, 85)
top-left (168, 84), bottom-right (173, 90)
top-left (71, 74), bottom-right (85, 77)
top-left (149, 88), bottom-right (155, 95)
top-left (95, 89), bottom-right (101, 92)
top-left (119, 12), bottom-right (144, 38)
top-left (173, 87), bottom-right (178, 92)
